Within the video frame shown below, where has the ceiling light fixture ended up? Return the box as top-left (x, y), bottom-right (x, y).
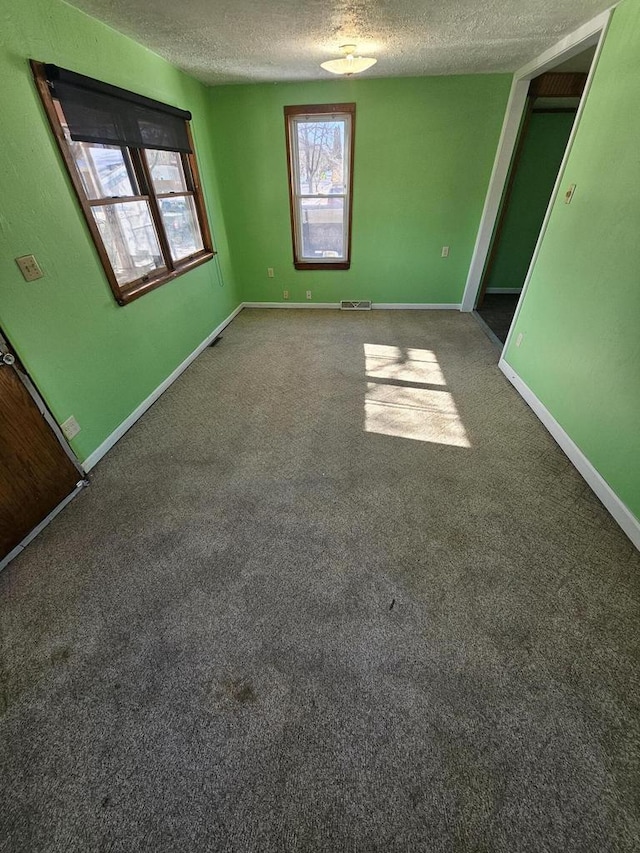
top-left (320, 44), bottom-right (377, 76)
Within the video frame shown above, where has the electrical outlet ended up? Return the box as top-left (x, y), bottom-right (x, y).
top-left (306, 290), bottom-right (312, 300)
top-left (16, 254), bottom-right (44, 281)
top-left (516, 333), bottom-right (524, 347)
top-left (61, 415), bottom-right (81, 440)
top-left (441, 246), bottom-right (450, 258)
top-left (283, 290), bottom-right (289, 300)
top-left (267, 267), bottom-right (274, 278)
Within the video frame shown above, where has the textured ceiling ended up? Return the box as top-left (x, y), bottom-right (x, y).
top-left (65, 0), bottom-right (612, 85)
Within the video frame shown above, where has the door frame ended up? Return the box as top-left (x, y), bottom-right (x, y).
top-left (0, 327), bottom-right (87, 571)
top-left (460, 8), bottom-right (614, 315)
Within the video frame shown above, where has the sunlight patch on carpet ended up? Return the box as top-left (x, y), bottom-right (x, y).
top-left (364, 344), bottom-right (471, 447)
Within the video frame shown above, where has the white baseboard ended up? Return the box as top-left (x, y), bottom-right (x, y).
top-left (243, 302), bottom-right (340, 309)
top-left (485, 288), bottom-right (522, 294)
top-left (82, 302), bottom-right (244, 471)
top-left (373, 303), bottom-right (461, 310)
top-left (243, 302), bottom-right (462, 310)
top-left (499, 358), bottom-right (640, 551)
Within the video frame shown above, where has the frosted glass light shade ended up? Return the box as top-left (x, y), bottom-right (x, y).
top-left (320, 55), bottom-right (377, 76)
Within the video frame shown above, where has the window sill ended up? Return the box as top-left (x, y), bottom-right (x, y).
top-left (294, 261), bottom-right (350, 271)
top-left (117, 252), bottom-right (216, 305)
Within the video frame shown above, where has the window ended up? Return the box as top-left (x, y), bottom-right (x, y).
top-left (32, 61), bottom-right (214, 305)
top-left (284, 103), bottom-right (355, 270)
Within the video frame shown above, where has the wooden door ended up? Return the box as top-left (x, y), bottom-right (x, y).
top-left (0, 351), bottom-right (81, 561)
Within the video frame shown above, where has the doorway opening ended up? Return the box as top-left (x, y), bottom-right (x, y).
top-left (474, 47), bottom-right (596, 345)
top-left (459, 10), bottom-right (611, 343)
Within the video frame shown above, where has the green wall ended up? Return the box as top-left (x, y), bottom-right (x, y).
top-left (0, 0), bottom-right (510, 466)
top-left (0, 0), bottom-right (241, 463)
top-left (484, 110), bottom-right (575, 292)
top-left (503, 0), bottom-right (640, 521)
top-left (208, 75), bottom-right (511, 305)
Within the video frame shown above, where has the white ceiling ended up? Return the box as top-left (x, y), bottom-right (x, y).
top-left (66, 0), bottom-right (612, 85)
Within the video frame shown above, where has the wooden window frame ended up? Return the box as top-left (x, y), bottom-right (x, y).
top-left (31, 60), bottom-right (215, 305)
top-left (284, 103), bottom-right (355, 271)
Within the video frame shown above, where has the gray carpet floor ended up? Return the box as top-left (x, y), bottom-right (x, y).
top-left (1, 309), bottom-right (638, 853)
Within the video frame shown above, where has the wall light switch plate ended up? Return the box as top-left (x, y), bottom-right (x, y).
top-left (61, 416), bottom-right (81, 440)
top-left (267, 267), bottom-right (274, 278)
top-left (16, 254), bottom-right (44, 281)
top-left (516, 333), bottom-right (524, 347)
top-left (441, 246), bottom-right (450, 258)
top-left (564, 184), bottom-right (576, 204)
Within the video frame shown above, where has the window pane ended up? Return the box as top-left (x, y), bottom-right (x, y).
top-left (295, 118), bottom-right (347, 195)
top-left (92, 201), bottom-right (164, 285)
top-left (67, 138), bottom-right (138, 200)
top-left (145, 149), bottom-right (189, 194)
top-left (299, 198), bottom-right (345, 260)
top-left (159, 196), bottom-right (204, 261)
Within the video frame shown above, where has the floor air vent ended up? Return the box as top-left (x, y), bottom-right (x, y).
top-left (340, 300), bottom-right (372, 311)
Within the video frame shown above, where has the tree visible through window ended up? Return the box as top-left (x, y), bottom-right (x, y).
top-left (284, 104), bottom-right (355, 270)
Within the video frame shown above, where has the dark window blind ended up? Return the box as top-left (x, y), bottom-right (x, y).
top-left (45, 64), bottom-right (192, 153)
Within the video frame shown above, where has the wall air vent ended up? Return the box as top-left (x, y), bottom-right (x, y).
top-left (340, 300), bottom-right (372, 310)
